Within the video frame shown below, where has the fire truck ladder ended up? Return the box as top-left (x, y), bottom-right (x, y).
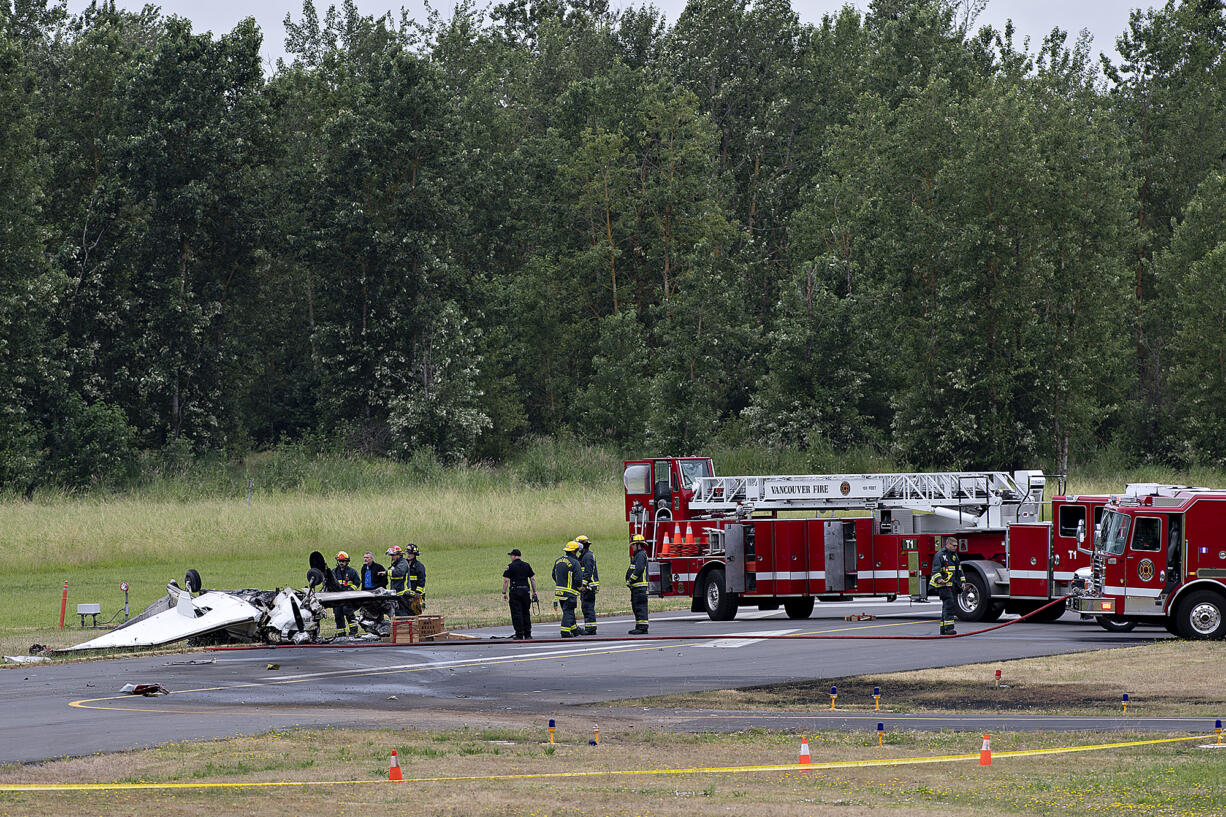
top-left (689, 471), bottom-right (1044, 529)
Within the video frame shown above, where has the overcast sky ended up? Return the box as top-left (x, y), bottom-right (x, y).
top-left (65, 0), bottom-right (1158, 71)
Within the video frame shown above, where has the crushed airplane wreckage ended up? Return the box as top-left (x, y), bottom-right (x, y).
top-left (64, 553), bottom-right (400, 651)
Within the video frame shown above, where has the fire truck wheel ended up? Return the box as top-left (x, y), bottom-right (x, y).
top-left (1096, 615), bottom-right (1137, 633)
top-left (1175, 590), bottom-right (1226, 640)
top-left (955, 573), bottom-right (995, 621)
top-left (783, 598), bottom-right (815, 619)
top-left (702, 568), bottom-right (739, 621)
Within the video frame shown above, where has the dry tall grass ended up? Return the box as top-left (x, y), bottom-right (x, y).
top-left (0, 483), bottom-right (637, 639)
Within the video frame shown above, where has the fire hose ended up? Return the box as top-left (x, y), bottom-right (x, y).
top-left (210, 596), bottom-right (1073, 651)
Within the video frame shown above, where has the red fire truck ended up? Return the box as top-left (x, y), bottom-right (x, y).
top-left (1069, 487), bottom-right (1226, 639)
top-left (623, 456), bottom-right (1118, 625)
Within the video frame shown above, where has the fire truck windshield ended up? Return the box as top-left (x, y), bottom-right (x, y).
top-left (1099, 510), bottom-right (1131, 556)
top-left (677, 459), bottom-right (713, 488)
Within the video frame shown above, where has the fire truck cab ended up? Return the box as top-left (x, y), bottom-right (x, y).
top-left (1070, 487), bottom-right (1226, 639)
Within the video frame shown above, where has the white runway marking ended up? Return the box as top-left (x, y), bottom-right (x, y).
top-left (695, 628), bottom-right (800, 648)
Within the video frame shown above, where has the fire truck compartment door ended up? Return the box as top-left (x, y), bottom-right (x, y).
top-left (1006, 523), bottom-right (1053, 597)
top-left (725, 524), bottom-right (747, 594)
top-left (1124, 515), bottom-right (1166, 615)
top-left (824, 521), bottom-right (858, 593)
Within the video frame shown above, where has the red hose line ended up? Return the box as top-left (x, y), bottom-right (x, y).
top-left (209, 596), bottom-right (1072, 651)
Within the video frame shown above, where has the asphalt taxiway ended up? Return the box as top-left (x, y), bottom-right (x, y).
top-left (0, 599), bottom-right (1180, 764)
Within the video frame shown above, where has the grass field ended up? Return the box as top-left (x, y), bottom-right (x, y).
top-left (0, 725), bottom-right (1221, 816)
top-left (0, 482), bottom-right (679, 655)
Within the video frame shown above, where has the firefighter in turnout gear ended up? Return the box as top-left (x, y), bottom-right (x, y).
top-left (553, 541), bottom-right (582, 638)
top-left (386, 545), bottom-right (413, 617)
top-left (930, 537), bottom-right (965, 635)
top-left (576, 535), bottom-right (599, 634)
top-left (626, 534), bottom-right (649, 634)
top-left (331, 551), bottom-right (361, 635)
top-left (403, 544), bottom-right (426, 615)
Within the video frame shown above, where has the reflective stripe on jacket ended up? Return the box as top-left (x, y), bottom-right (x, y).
top-left (929, 550), bottom-right (963, 589)
top-left (553, 556), bottom-right (579, 598)
top-left (407, 559), bottom-right (426, 594)
top-left (625, 549), bottom-right (648, 588)
top-left (580, 550), bottom-right (599, 590)
top-left (389, 558), bottom-right (410, 595)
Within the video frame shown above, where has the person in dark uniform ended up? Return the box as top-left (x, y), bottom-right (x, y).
top-left (331, 551), bottom-right (361, 636)
top-left (576, 535), bottom-right (599, 634)
top-left (360, 551), bottom-right (387, 590)
top-left (502, 549), bottom-right (538, 639)
top-left (404, 544), bottom-right (426, 615)
top-left (386, 545), bottom-right (413, 617)
top-left (930, 536), bottom-right (965, 635)
top-left (553, 541), bottom-right (582, 637)
top-left (626, 534), bottom-right (649, 634)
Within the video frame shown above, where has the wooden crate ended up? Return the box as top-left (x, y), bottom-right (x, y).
top-left (416, 615), bottom-right (446, 640)
top-left (388, 615), bottom-right (446, 644)
top-left (389, 617), bottom-right (417, 644)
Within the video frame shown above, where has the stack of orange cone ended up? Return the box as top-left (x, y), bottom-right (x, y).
top-left (978, 734), bottom-right (992, 766)
top-left (389, 748), bottom-right (403, 781)
top-left (798, 737), bottom-right (812, 765)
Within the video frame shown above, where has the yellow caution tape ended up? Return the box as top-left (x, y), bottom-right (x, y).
top-left (0, 734), bottom-right (1208, 792)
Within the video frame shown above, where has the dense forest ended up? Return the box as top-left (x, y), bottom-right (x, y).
top-left (2, 0), bottom-right (1225, 493)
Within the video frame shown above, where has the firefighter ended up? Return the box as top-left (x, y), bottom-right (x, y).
top-left (331, 551), bottom-right (361, 636)
top-left (553, 541), bottom-right (582, 638)
top-left (405, 544), bottom-right (427, 615)
top-left (625, 534), bottom-right (649, 634)
top-left (930, 536), bottom-right (965, 635)
top-left (576, 535), bottom-right (599, 634)
top-left (386, 545), bottom-right (413, 617)
top-left (502, 549), bottom-right (538, 639)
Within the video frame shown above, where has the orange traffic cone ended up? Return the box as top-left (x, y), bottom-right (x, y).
top-left (683, 524), bottom-right (694, 546)
top-left (798, 737), bottom-right (811, 765)
top-left (660, 532), bottom-right (672, 556)
top-left (978, 734), bottom-right (992, 766)
top-left (389, 748), bottom-right (403, 781)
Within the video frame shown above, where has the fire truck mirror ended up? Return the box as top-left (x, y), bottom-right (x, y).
top-left (1075, 519), bottom-right (1094, 555)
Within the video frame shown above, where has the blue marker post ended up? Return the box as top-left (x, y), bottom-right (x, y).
top-left (873, 686), bottom-right (881, 711)
top-left (829, 685), bottom-right (838, 711)
top-left (1216, 718), bottom-right (1222, 746)
top-left (877, 722), bottom-right (884, 747)
top-left (548, 718), bottom-right (556, 745)
top-left (1122, 693), bottom-right (1130, 715)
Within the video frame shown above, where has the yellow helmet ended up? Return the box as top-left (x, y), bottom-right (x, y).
top-left (631, 534), bottom-right (646, 543)
top-left (576, 535), bottom-right (591, 545)
top-left (564, 540), bottom-right (581, 552)
top-left (335, 551), bottom-right (350, 562)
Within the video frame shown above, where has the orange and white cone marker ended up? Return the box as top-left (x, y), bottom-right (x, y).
top-left (798, 737), bottom-right (812, 765)
top-left (978, 734), bottom-right (992, 767)
top-left (388, 749), bottom-right (403, 781)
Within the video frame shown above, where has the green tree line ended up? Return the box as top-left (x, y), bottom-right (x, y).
top-left (2, 0), bottom-right (1225, 493)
